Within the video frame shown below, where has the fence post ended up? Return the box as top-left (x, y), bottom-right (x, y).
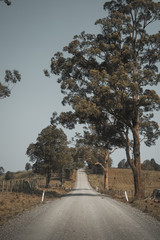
top-left (2, 180), bottom-right (5, 192)
top-left (10, 180), bottom-right (13, 192)
top-left (6, 181), bottom-right (8, 192)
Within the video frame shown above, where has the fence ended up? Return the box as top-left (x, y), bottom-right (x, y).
top-left (0, 178), bottom-right (44, 193)
top-left (0, 171), bottom-right (71, 193)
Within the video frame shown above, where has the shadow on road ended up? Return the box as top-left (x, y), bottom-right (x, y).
top-left (62, 188), bottom-right (101, 197)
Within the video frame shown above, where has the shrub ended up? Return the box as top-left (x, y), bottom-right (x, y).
top-left (5, 171), bottom-right (14, 180)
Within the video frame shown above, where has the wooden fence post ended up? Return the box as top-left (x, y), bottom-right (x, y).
top-left (10, 180), bottom-right (13, 192)
top-left (6, 181), bottom-right (8, 192)
top-left (2, 180), bottom-right (5, 192)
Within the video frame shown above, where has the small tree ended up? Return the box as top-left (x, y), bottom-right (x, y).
top-left (25, 162), bottom-right (32, 171)
top-left (26, 125), bottom-right (72, 187)
top-left (0, 1), bottom-right (21, 99)
top-left (5, 171), bottom-right (14, 180)
top-left (118, 159), bottom-right (130, 169)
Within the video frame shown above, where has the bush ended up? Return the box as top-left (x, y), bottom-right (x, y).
top-left (141, 159), bottom-right (160, 171)
top-left (118, 159), bottom-right (130, 169)
top-left (25, 162), bottom-right (32, 171)
top-left (5, 171), bottom-right (14, 180)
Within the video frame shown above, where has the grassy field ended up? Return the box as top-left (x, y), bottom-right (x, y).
top-left (88, 168), bottom-right (160, 221)
top-left (0, 170), bottom-right (76, 225)
top-left (88, 168), bottom-right (160, 197)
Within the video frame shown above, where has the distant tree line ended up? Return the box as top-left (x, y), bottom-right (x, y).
top-left (118, 158), bottom-right (160, 171)
top-left (141, 158), bottom-right (160, 171)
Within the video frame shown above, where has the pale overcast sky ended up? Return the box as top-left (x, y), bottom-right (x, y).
top-left (0, 0), bottom-right (160, 172)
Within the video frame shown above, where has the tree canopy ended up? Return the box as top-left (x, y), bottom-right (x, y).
top-left (26, 125), bottom-right (72, 187)
top-left (46, 0), bottom-right (160, 198)
top-left (118, 159), bottom-right (130, 169)
top-left (141, 158), bottom-right (160, 171)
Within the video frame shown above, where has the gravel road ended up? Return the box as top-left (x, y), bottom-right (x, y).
top-left (0, 169), bottom-right (160, 240)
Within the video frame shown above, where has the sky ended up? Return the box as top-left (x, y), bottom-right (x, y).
top-left (0, 0), bottom-right (160, 172)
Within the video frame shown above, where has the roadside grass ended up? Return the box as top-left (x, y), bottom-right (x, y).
top-left (87, 168), bottom-right (160, 222)
top-left (0, 170), bottom-right (76, 225)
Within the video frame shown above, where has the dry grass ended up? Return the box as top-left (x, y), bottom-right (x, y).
top-left (88, 168), bottom-right (160, 222)
top-left (0, 170), bottom-right (76, 226)
top-left (0, 192), bottom-right (41, 225)
top-left (88, 168), bottom-right (160, 196)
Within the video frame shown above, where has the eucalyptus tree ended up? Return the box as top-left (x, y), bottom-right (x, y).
top-left (26, 125), bottom-right (72, 188)
top-left (46, 0), bottom-right (160, 198)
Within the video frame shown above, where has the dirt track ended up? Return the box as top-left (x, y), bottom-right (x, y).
top-left (0, 169), bottom-right (160, 240)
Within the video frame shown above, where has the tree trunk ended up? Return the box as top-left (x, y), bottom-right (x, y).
top-left (132, 116), bottom-right (144, 199)
top-left (45, 167), bottom-right (51, 188)
top-left (104, 150), bottom-right (109, 190)
top-left (125, 114), bottom-right (144, 199)
top-left (60, 168), bottom-right (63, 186)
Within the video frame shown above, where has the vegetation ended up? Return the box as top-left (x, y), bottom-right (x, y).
top-left (118, 159), bottom-right (130, 169)
top-left (46, 0), bottom-right (160, 199)
top-left (5, 171), bottom-right (14, 180)
top-left (141, 158), bottom-right (160, 171)
top-left (0, 0), bottom-right (21, 99)
top-left (0, 167), bottom-right (5, 176)
top-left (0, 70), bottom-right (21, 99)
top-left (26, 125), bottom-right (73, 188)
top-left (0, 169), bottom-right (76, 225)
top-left (0, 0), bottom-right (11, 6)
top-left (25, 162), bottom-right (32, 171)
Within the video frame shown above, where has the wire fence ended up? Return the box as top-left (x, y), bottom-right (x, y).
top-left (0, 171), bottom-right (71, 193)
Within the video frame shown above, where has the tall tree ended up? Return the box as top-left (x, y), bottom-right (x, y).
top-left (46, 0), bottom-right (160, 198)
top-left (26, 125), bottom-right (72, 187)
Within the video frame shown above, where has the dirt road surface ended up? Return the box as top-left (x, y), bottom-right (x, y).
top-left (0, 169), bottom-right (160, 240)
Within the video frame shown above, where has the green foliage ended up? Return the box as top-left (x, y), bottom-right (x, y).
top-left (47, 0), bottom-right (160, 198)
top-left (118, 159), bottom-right (130, 169)
top-left (0, 70), bottom-right (21, 99)
top-left (5, 171), bottom-right (14, 180)
top-left (141, 158), bottom-right (160, 171)
top-left (71, 132), bottom-right (113, 169)
top-left (25, 162), bottom-right (32, 171)
top-left (26, 125), bottom-right (72, 187)
top-left (49, 0), bottom-right (160, 149)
